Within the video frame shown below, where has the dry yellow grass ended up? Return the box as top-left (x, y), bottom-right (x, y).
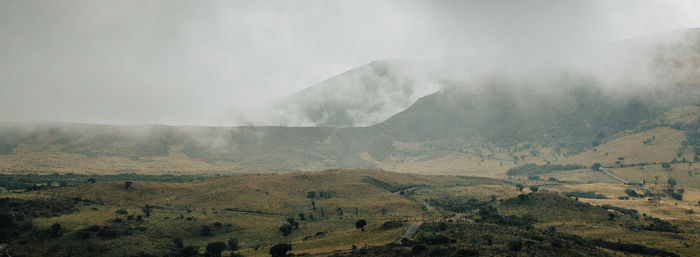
top-left (9, 170), bottom-right (498, 256)
top-left (561, 127), bottom-right (685, 166)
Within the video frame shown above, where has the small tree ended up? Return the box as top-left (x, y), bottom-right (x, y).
top-left (205, 242), bottom-right (227, 257)
top-left (200, 225), bottom-right (213, 237)
top-left (173, 238), bottom-right (184, 248)
top-left (667, 178), bottom-right (677, 187)
top-left (49, 222), bottom-right (62, 237)
top-left (228, 238), bottom-right (239, 251)
top-left (279, 224), bottom-right (292, 236)
top-left (124, 181), bottom-right (133, 190)
top-left (142, 205), bottom-right (152, 217)
top-left (355, 219), bottom-right (367, 231)
top-left (515, 184), bottom-right (525, 192)
top-left (662, 163), bottom-right (671, 169)
top-left (286, 218), bottom-right (299, 229)
top-left (269, 243), bottom-right (292, 257)
top-left (591, 163), bottom-right (602, 171)
top-left (298, 213), bottom-right (305, 221)
top-left (87, 178), bottom-right (96, 183)
top-left (529, 186), bottom-right (539, 192)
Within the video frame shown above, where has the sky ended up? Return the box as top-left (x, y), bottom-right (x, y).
top-left (1, 0), bottom-right (699, 126)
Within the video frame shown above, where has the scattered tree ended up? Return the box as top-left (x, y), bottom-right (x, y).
top-left (286, 217), bottom-right (299, 229)
top-left (355, 219), bottom-right (367, 231)
top-left (515, 184), bottom-right (525, 192)
top-left (667, 178), bottom-right (677, 187)
top-left (142, 205), bottom-right (152, 217)
top-left (279, 224), bottom-right (292, 236)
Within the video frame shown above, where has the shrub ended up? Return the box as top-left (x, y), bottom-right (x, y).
top-left (97, 228), bottom-right (117, 239)
top-left (670, 192), bottom-right (683, 201)
top-left (411, 244), bottom-right (427, 254)
top-left (355, 219), bottom-right (367, 231)
top-left (455, 247), bottom-right (479, 256)
top-left (508, 240), bottom-right (522, 251)
top-left (205, 241), bottom-right (227, 257)
top-left (227, 237), bottom-right (239, 251)
top-left (279, 224), bottom-right (292, 236)
top-left (173, 238), bottom-right (184, 248)
top-left (562, 191), bottom-right (608, 199)
top-left (49, 222), bottom-right (62, 237)
top-left (380, 220), bottom-right (402, 230)
top-left (74, 230), bottom-right (90, 239)
top-left (269, 243), bottom-right (292, 257)
top-left (624, 189), bottom-right (641, 198)
top-left (200, 225), bottom-right (213, 237)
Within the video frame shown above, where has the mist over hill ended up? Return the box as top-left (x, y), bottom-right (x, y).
top-left (271, 59), bottom-right (441, 127)
top-left (1, 29), bottom-right (700, 175)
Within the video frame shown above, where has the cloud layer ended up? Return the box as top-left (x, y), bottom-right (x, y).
top-left (1, 0), bottom-right (699, 125)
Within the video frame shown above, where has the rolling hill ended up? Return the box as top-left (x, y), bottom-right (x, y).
top-left (1, 29), bottom-right (700, 181)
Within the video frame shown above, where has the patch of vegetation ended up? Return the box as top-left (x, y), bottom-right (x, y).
top-left (426, 198), bottom-right (489, 213)
top-left (361, 176), bottom-right (422, 193)
top-left (0, 173), bottom-right (207, 191)
top-left (506, 164), bottom-right (586, 176)
top-left (561, 191), bottom-right (608, 199)
top-left (601, 204), bottom-right (640, 219)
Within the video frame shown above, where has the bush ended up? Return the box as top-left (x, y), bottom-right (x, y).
top-left (200, 225), bottom-right (213, 237)
top-left (624, 189), bottom-right (641, 198)
top-left (279, 224), bottom-right (292, 236)
top-left (508, 240), bottom-right (522, 251)
top-left (205, 241), bottom-right (227, 257)
top-left (97, 228), bottom-right (118, 239)
top-left (670, 192), bottom-right (683, 201)
top-left (355, 219), bottom-right (367, 231)
top-left (411, 244), bottom-right (427, 254)
top-left (74, 230), bottom-right (90, 239)
top-left (602, 205), bottom-right (640, 219)
top-left (507, 163), bottom-right (585, 176)
top-left (380, 220), bottom-right (403, 230)
top-left (562, 191), bottom-right (608, 199)
top-left (269, 243), bottom-right (292, 257)
top-left (49, 222), bottom-right (62, 237)
top-left (227, 238), bottom-right (239, 251)
top-left (455, 247), bottom-right (479, 256)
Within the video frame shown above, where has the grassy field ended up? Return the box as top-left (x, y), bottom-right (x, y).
top-left (2, 169), bottom-right (700, 256)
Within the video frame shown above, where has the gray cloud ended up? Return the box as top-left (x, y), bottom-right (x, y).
top-left (1, 0), bottom-right (699, 126)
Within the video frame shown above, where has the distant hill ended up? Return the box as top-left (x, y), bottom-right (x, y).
top-left (272, 59), bottom-right (440, 127)
top-left (1, 29), bottom-right (700, 177)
